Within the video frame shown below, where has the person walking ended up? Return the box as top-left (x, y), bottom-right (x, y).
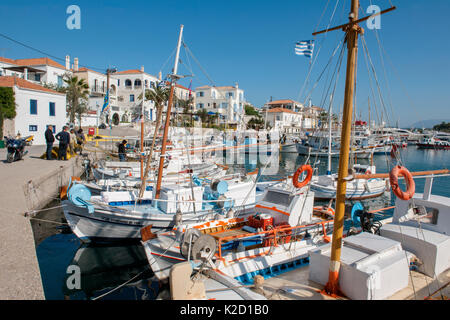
top-left (55, 126), bottom-right (70, 160)
top-left (69, 129), bottom-right (77, 155)
top-left (118, 140), bottom-right (127, 162)
top-left (45, 125), bottom-right (55, 160)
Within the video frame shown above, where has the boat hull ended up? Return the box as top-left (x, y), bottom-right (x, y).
top-left (62, 200), bottom-right (254, 243)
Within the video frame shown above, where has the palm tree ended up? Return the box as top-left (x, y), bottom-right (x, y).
top-left (63, 74), bottom-right (89, 124)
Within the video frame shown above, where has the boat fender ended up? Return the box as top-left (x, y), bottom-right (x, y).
top-left (292, 164), bottom-right (313, 188)
top-left (351, 202), bottom-right (364, 226)
top-left (389, 165), bottom-right (415, 200)
top-left (67, 183), bottom-right (94, 214)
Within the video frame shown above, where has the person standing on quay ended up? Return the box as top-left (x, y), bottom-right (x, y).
top-left (69, 129), bottom-right (77, 155)
top-left (118, 140), bottom-right (127, 162)
top-left (45, 125), bottom-right (55, 160)
top-left (76, 128), bottom-right (86, 155)
top-left (56, 126), bottom-right (70, 160)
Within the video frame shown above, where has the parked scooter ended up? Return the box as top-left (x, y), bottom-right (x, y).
top-left (4, 135), bottom-right (33, 163)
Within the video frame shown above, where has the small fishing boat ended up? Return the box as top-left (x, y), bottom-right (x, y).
top-left (141, 167), bottom-right (335, 284)
top-left (310, 164), bottom-right (388, 200)
top-left (416, 137), bottom-right (450, 150)
top-left (62, 174), bottom-right (261, 242)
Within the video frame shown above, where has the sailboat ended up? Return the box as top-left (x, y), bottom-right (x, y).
top-left (62, 26), bottom-right (264, 243)
top-left (309, 106), bottom-right (388, 200)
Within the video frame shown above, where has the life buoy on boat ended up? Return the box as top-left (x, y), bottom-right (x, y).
top-left (292, 164), bottom-right (313, 188)
top-left (389, 165), bottom-right (415, 200)
top-left (365, 169), bottom-right (372, 175)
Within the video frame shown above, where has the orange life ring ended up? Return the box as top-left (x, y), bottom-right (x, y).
top-left (365, 169), bottom-right (372, 175)
top-left (292, 164), bottom-right (313, 188)
top-left (389, 165), bottom-right (415, 200)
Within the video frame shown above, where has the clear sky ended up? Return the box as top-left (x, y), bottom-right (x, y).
top-left (1, 0), bottom-right (449, 127)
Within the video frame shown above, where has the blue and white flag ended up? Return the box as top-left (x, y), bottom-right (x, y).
top-left (101, 89), bottom-right (110, 114)
top-left (295, 40), bottom-right (314, 58)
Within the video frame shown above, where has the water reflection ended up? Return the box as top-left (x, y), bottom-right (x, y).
top-left (62, 242), bottom-right (161, 300)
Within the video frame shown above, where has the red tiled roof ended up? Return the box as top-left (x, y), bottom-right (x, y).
top-left (267, 108), bottom-right (299, 115)
top-left (13, 57), bottom-right (66, 69)
top-left (0, 57), bottom-right (17, 65)
top-left (267, 99), bottom-right (301, 105)
top-left (114, 69), bottom-right (143, 75)
top-left (75, 67), bottom-right (105, 75)
top-left (0, 76), bottom-right (65, 95)
top-left (164, 81), bottom-right (191, 91)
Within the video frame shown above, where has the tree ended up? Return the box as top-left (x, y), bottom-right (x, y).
top-left (247, 116), bottom-right (264, 130)
top-left (433, 122), bottom-right (450, 132)
top-left (0, 87), bottom-right (16, 138)
top-left (244, 104), bottom-right (260, 116)
top-left (195, 109), bottom-right (209, 124)
top-left (63, 74), bottom-right (89, 125)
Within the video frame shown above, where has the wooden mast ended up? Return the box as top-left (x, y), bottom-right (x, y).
top-left (155, 24), bottom-right (184, 199)
top-left (324, 0), bottom-right (362, 295)
top-left (310, 2), bottom-right (396, 296)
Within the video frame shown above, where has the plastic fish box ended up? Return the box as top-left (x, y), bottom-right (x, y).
top-left (308, 232), bottom-right (410, 300)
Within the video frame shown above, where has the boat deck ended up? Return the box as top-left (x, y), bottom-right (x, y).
top-left (258, 266), bottom-right (450, 300)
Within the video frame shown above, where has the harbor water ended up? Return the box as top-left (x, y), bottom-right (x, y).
top-left (30, 147), bottom-right (450, 300)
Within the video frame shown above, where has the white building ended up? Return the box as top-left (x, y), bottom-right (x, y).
top-left (194, 84), bottom-right (245, 126)
top-left (263, 99), bottom-right (304, 113)
top-left (0, 56), bottom-right (70, 87)
top-left (265, 108), bottom-right (304, 134)
top-left (0, 76), bottom-right (67, 145)
top-left (113, 67), bottom-right (160, 123)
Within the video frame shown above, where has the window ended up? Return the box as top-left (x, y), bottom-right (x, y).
top-left (30, 99), bottom-right (37, 115)
top-left (228, 92), bottom-right (233, 98)
top-left (197, 92), bottom-right (204, 97)
top-left (134, 79), bottom-right (142, 87)
top-left (117, 79), bottom-right (120, 86)
top-left (130, 94), bottom-right (135, 102)
top-left (35, 74), bottom-right (41, 81)
top-left (94, 79), bottom-right (98, 91)
top-left (57, 76), bottom-right (63, 87)
top-left (197, 103), bottom-right (204, 109)
top-left (125, 79), bottom-right (132, 87)
top-left (29, 125), bottom-right (38, 132)
top-left (49, 102), bottom-right (55, 116)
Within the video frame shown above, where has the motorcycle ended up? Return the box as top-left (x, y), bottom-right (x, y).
top-left (4, 135), bottom-right (33, 163)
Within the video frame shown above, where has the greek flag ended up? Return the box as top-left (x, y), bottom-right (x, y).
top-left (295, 40), bottom-right (314, 58)
top-left (101, 89), bottom-right (110, 113)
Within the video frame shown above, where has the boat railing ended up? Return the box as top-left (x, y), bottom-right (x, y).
top-left (215, 218), bottom-right (333, 261)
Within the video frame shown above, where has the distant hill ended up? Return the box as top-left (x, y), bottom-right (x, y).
top-left (408, 119), bottom-right (450, 129)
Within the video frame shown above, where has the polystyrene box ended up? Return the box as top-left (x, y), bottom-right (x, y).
top-left (309, 232), bottom-right (410, 300)
top-left (381, 223), bottom-right (450, 278)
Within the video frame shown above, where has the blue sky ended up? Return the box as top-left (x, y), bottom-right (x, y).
top-left (1, 0), bottom-right (449, 127)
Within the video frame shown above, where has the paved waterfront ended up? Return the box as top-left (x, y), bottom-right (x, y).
top-left (0, 144), bottom-right (82, 299)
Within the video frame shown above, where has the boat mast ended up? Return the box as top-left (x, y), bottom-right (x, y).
top-left (327, 96), bottom-right (333, 175)
top-left (325, 0), bottom-right (362, 295)
top-left (155, 24), bottom-right (184, 199)
top-left (140, 70), bottom-right (145, 184)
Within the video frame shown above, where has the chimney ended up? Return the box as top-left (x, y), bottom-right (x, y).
top-left (74, 57), bottom-right (79, 71)
top-left (65, 55), bottom-right (70, 70)
top-left (235, 82), bottom-right (239, 89)
top-left (141, 65), bottom-right (145, 72)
